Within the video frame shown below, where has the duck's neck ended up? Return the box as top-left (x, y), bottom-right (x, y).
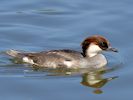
top-left (83, 49), bottom-right (98, 57)
top-left (87, 52), bottom-right (98, 57)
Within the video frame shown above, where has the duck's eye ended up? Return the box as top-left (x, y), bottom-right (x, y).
top-left (100, 42), bottom-right (108, 48)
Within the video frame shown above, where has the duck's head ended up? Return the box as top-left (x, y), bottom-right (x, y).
top-left (81, 35), bottom-right (118, 57)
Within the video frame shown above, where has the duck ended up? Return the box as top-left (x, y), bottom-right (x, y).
top-left (6, 35), bottom-right (118, 69)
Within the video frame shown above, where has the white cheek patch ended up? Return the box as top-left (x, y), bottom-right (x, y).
top-left (23, 57), bottom-right (34, 64)
top-left (89, 44), bottom-right (102, 52)
top-left (87, 44), bottom-right (102, 57)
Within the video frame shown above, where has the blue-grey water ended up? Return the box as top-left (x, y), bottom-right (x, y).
top-left (0, 0), bottom-right (132, 100)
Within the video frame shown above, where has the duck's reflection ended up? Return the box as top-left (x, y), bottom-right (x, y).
top-left (80, 69), bottom-right (118, 94)
top-left (23, 64), bottom-right (119, 94)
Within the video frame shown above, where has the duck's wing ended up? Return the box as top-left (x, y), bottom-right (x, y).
top-left (28, 49), bottom-right (82, 64)
top-left (6, 49), bottom-right (83, 67)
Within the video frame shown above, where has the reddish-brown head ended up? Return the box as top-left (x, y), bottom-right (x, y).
top-left (81, 35), bottom-right (118, 57)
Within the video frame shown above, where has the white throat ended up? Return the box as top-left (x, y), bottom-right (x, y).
top-left (86, 43), bottom-right (102, 57)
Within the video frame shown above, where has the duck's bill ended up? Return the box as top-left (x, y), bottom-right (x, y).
top-left (106, 47), bottom-right (118, 52)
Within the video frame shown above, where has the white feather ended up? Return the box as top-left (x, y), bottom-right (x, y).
top-left (86, 43), bottom-right (102, 57)
top-left (23, 57), bottom-right (34, 64)
top-left (63, 61), bottom-right (73, 68)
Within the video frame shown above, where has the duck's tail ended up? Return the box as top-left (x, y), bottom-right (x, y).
top-left (6, 49), bottom-right (21, 57)
top-left (6, 49), bottom-right (35, 65)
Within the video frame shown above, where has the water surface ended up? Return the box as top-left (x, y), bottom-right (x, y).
top-left (0, 0), bottom-right (132, 100)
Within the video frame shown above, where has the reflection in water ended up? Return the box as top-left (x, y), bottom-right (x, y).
top-left (80, 69), bottom-right (118, 94)
top-left (29, 65), bottom-right (119, 94)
